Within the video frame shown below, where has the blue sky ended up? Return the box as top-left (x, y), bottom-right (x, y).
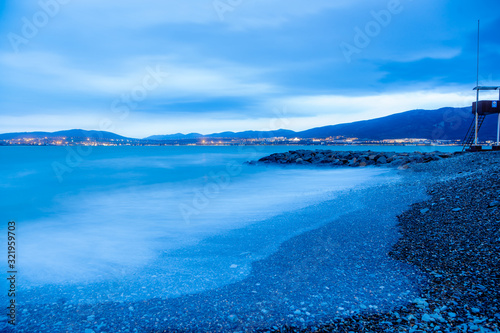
top-left (1, 0), bottom-right (500, 138)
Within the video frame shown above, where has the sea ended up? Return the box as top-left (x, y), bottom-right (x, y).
top-left (0, 145), bottom-right (460, 306)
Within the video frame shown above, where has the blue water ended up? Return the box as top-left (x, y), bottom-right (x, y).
top-left (0, 145), bottom-right (457, 304)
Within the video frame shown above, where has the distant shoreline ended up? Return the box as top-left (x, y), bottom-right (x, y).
top-left (0, 143), bottom-right (465, 147)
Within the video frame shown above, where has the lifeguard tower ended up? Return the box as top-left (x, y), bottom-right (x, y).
top-left (462, 21), bottom-right (500, 152)
top-left (462, 86), bottom-right (500, 151)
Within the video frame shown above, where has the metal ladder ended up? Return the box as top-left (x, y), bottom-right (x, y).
top-left (462, 114), bottom-right (486, 151)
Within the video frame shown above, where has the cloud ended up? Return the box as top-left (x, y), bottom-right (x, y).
top-left (11, 0), bottom-right (356, 31)
top-left (0, 90), bottom-right (477, 138)
top-left (382, 47), bottom-right (463, 63)
top-left (0, 0), bottom-right (499, 136)
top-left (268, 90), bottom-right (475, 126)
top-left (0, 52), bottom-right (279, 100)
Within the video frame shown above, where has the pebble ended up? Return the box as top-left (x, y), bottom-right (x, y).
top-left (422, 313), bottom-right (432, 322)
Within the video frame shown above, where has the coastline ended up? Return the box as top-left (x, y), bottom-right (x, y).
top-left (275, 151), bottom-right (500, 332)
top-left (7, 151), bottom-right (500, 332)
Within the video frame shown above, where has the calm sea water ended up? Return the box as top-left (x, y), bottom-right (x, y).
top-left (0, 145), bottom-right (459, 304)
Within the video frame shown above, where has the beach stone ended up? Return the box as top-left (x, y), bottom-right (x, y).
top-left (488, 201), bottom-right (500, 208)
top-left (413, 298), bottom-right (429, 309)
top-left (421, 313), bottom-right (432, 322)
top-left (228, 314), bottom-right (238, 323)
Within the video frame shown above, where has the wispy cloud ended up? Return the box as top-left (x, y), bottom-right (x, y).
top-left (0, 0), bottom-right (499, 136)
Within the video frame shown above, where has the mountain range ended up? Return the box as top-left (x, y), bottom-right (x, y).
top-left (0, 129), bottom-right (128, 141)
top-left (146, 106), bottom-right (497, 141)
top-left (1, 106), bottom-right (498, 142)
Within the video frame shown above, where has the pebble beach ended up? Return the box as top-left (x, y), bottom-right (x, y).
top-left (5, 150), bottom-right (500, 333)
top-left (260, 150), bottom-right (500, 332)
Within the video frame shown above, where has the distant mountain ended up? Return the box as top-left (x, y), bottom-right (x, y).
top-left (145, 129), bottom-right (297, 140)
top-left (146, 133), bottom-right (204, 140)
top-left (147, 106), bottom-right (496, 141)
top-left (2, 106), bottom-right (498, 142)
top-left (296, 107), bottom-right (480, 141)
top-left (0, 129), bottom-right (131, 140)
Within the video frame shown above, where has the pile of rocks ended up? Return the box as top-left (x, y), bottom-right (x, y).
top-left (255, 150), bottom-right (460, 169)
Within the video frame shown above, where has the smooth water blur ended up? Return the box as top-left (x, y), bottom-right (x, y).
top-left (0, 145), bottom-right (457, 303)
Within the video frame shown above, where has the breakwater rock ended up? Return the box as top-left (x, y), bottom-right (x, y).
top-left (254, 150), bottom-right (463, 169)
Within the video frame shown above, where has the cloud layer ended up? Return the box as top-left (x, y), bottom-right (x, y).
top-left (1, 0), bottom-right (499, 137)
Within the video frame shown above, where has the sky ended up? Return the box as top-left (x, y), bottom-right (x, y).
top-left (1, 0), bottom-right (500, 138)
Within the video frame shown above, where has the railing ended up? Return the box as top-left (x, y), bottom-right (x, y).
top-left (462, 114), bottom-right (486, 151)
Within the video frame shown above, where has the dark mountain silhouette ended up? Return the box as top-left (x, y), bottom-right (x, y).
top-left (297, 107), bottom-right (477, 141)
top-left (146, 106), bottom-right (496, 141)
top-left (0, 129), bottom-right (130, 140)
top-left (2, 106), bottom-right (498, 142)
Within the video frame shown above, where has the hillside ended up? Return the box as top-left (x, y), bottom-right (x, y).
top-left (2, 106), bottom-right (499, 142)
top-left (146, 106), bottom-right (497, 141)
top-left (0, 129), bottom-right (130, 140)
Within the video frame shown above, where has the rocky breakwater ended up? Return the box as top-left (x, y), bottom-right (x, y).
top-left (254, 150), bottom-right (461, 169)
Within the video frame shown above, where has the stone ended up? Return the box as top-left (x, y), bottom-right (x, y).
top-left (420, 208), bottom-right (430, 214)
top-left (413, 298), bottom-right (429, 308)
top-left (228, 314), bottom-right (238, 323)
top-left (421, 313), bottom-right (432, 322)
top-left (488, 201), bottom-right (500, 208)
